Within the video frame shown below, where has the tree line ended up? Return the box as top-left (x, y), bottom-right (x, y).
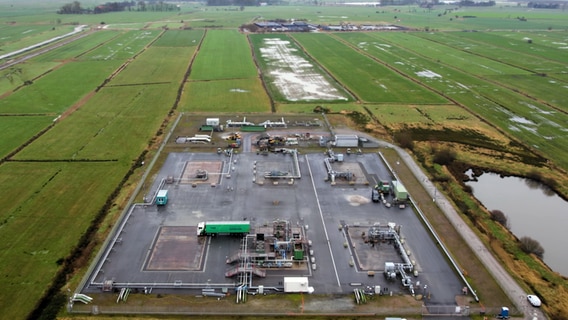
top-left (58, 1), bottom-right (180, 14)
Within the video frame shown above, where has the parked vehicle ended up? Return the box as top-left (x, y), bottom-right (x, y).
top-left (155, 190), bottom-right (168, 206)
top-left (196, 221), bottom-right (250, 236)
top-left (371, 189), bottom-right (380, 203)
top-left (496, 306), bottom-right (509, 319)
top-left (527, 294), bottom-right (541, 307)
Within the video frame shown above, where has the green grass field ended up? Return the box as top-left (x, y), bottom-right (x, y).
top-left (332, 30), bottom-right (568, 169)
top-left (78, 29), bottom-right (161, 61)
top-left (189, 29), bottom-right (257, 80)
top-left (0, 2), bottom-right (567, 318)
top-left (152, 29), bottom-right (204, 47)
top-left (14, 84), bottom-right (180, 161)
top-left (0, 116), bottom-right (53, 159)
top-left (0, 25), bottom-right (75, 54)
top-left (0, 162), bottom-right (126, 320)
top-left (0, 61), bottom-right (122, 114)
top-left (30, 30), bottom-right (121, 62)
top-left (108, 46), bottom-right (194, 85)
top-left (181, 78), bottom-right (271, 112)
top-left (292, 32), bottom-right (449, 104)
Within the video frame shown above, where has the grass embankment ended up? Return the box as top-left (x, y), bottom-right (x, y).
top-left (64, 292), bottom-right (423, 319)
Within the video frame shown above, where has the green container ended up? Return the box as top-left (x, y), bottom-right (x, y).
top-left (241, 125), bottom-right (266, 132)
top-left (293, 249), bottom-right (304, 260)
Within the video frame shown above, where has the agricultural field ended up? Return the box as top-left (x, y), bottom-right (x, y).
top-left (0, 24), bottom-right (75, 54)
top-left (334, 31), bottom-right (568, 170)
top-left (14, 84), bottom-right (178, 161)
top-left (30, 30), bottom-right (121, 62)
top-left (416, 32), bottom-right (568, 79)
top-left (0, 2), bottom-right (567, 319)
top-left (0, 162), bottom-right (126, 320)
top-left (0, 21), bottom-right (189, 319)
top-left (152, 29), bottom-right (203, 47)
top-left (107, 46), bottom-right (193, 85)
top-left (78, 29), bottom-right (161, 61)
top-left (189, 30), bottom-right (256, 80)
top-left (0, 61), bottom-right (122, 114)
top-left (249, 33), bottom-right (352, 103)
top-left (0, 62), bottom-right (60, 94)
top-left (181, 29), bottom-right (271, 112)
top-left (292, 32), bottom-right (449, 104)
top-left (0, 116), bottom-right (53, 159)
top-left (181, 78), bottom-right (271, 113)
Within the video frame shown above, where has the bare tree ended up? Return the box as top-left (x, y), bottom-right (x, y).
top-left (490, 209), bottom-right (509, 229)
top-left (519, 236), bottom-right (544, 259)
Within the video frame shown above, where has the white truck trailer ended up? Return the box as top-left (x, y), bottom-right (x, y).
top-left (283, 277), bottom-right (314, 293)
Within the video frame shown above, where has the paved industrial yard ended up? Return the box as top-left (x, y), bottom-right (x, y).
top-left (82, 145), bottom-right (464, 309)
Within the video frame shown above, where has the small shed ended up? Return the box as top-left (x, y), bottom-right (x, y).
top-left (206, 118), bottom-right (220, 126)
top-left (334, 134), bottom-right (359, 147)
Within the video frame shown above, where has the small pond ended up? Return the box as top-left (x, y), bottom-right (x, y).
top-left (465, 172), bottom-right (568, 276)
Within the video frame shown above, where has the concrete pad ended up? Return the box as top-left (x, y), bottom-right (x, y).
top-left (145, 226), bottom-right (205, 271)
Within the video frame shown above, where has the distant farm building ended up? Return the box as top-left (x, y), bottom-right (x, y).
top-left (253, 21), bottom-right (402, 33)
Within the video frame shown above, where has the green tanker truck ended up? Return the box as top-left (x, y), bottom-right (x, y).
top-left (196, 221), bottom-right (251, 236)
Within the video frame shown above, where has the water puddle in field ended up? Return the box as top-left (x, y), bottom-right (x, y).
top-left (259, 38), bottom-right (348, 101)
top-left (416, 70), bottom-right (441, 78)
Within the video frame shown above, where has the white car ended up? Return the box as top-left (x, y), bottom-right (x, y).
top-left (527, 294), bottom-right (541, 307)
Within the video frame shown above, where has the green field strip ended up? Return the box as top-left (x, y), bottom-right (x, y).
top-left (485, 74), bottom-right (568, 113)
top-left (373, 32), bottom-right (531, 77)
top-left (418, 32), bottom-right (568, 72)
top-left (408, 31), bottom-right (568, 111)
top-left (550, 73), bottom-right (568, 82)
top-left (108, 46), bottom-right (194, 85)
top-left (0, 116), bottom-right (54, 160)
top-left (0, 25), bottom-right (75, 54)
top-left (177, 9), bottom-right (262, 29)
top-left (152, 29), bottom-right (204, 47)
top-left (78, 29), bottom-right (161, 61)
top-left (0, 162), bottom-right (125, 320)
top-left (291, 32), bottom-right (448, 104)
top-left (14, 85), bottom-right (177, 161)
top-left (428, 7), bottom-right (568, 30)
top-left (30, 30), bottom-right (122, 63)
top-left (0, 61), bottom-right (61, 95)
top-left (487, 31), bottom-right (568, 51)
top-left (0, 60), bottom-right (122, 114)
top-left (181, 78), bottom-right (271, 113)
top-left (189, 29), bottom-right (258, 81)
